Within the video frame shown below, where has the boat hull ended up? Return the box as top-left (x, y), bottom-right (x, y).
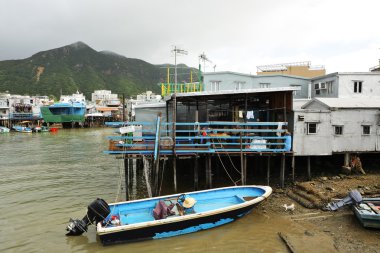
top-left (353, 198), bottom-right (380, 229)
top-left (97, 185), bottom-right (271, 245)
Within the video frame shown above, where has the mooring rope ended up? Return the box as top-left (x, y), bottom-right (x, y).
top-left (212, 138), bottom-right (237, 186)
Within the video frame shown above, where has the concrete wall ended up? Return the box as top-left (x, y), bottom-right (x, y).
top-left (292, 107), bottom-right (380, 156)
top-left (292, 110), bottom-right (332, 156)
top-left (312, 73), bottom-right (380, 99)
top-left (203, 72), bottom-right (310, 99)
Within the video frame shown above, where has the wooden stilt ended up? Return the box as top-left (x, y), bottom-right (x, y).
top-left (291, 155), bottom-right (295, 182)
top-left (267, 156), bottom-right (271, 186)
top-left (307, 156), bottom-right (311, 180)
top-left (124, 157), bottom-right (129, 201)
top-left (173, 156), bottom-right (177, 193)
top-left (206, 156), bottom-right (212, 189)
top-left (344, 153), bottom-right (350, 166)
top-left (194, 155), bottom-right (199, 190)
top-left (280, 154), bottom-right (285, 188)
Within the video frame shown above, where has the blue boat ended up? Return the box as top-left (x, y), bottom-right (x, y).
top-left (353, 198), bottom-right (380, 229)
top-left (12, 121), bottom-right (33, 133)
top-left (66, 185), bottom-right (272, 245)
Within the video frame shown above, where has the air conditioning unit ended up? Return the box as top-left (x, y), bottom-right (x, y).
top-left (320, 83), bottom-right (327, 89)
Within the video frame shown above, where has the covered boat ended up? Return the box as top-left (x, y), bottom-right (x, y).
top-left (352, 197), bottom-right (380, 229)
top-left (66, 185), bottom-right (272, 245)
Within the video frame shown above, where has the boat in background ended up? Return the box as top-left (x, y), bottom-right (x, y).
top-left (0, 126), bottom-right (10, 133)
top-left (40, 92), bottom-right (86, 127)
top-left (353, 197), bottom-right (380, 229)
top-left (12, 121), bottom-right (33, 133)
top-left (66, 185), bottom-right (272, 245)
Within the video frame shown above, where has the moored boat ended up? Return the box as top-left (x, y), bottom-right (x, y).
top-left (66, 185), bottom-right (272, 245)
top-left (12, 121), bottom-right (33, 133)
top-left (352, 198), bottom-right (380, 229)
top-left (0, 126), bottom-right (10, 133)
top-left (40, 92), bottom-right (86, 126)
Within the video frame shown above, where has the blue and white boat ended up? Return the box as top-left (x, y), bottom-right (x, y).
top-left (12, 121), bottom-right (33, 133)
top-left (66, 185), bottom-right (272, 245)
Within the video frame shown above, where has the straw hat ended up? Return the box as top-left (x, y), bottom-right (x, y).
top-left (182, 197), bottom-right (196, 208)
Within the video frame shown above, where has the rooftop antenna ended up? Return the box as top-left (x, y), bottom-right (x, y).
top-left (199, 52), bottom-right (212, 73)
top-left (172, 46), bottom-right (188, 88)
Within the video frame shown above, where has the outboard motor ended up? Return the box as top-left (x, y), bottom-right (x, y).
top-left (325, 190), bottom-right (363, 211)
top-left (66, 198), bottom-right (110, 236)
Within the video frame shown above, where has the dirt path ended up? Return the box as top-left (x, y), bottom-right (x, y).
top-left (260, 173), bottom-right (380, 253)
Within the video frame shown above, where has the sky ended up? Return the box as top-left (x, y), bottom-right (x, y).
top-left (1, 0), bottom-right (380, 74)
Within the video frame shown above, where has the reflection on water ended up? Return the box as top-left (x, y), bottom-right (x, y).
top-left (0, 128), bottom-right (292, 253)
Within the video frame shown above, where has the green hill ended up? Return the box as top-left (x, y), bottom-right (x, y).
top-left (0, 42), bottom-right (199, 99)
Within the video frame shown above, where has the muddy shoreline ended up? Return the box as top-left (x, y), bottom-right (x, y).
top-left (260, 173), bottom-right (380, 253)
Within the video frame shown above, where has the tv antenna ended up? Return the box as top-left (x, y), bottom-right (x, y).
top-left (199, 52), bottom-right (212, 73)
top-left (172, 46), bottom-right (188, 85)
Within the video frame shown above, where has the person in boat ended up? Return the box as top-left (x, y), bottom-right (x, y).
top-left (177, 194), bottom-right (196, 215)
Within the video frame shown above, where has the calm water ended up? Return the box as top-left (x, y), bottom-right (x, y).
top-left (0, 128), bottom-right (292, 253)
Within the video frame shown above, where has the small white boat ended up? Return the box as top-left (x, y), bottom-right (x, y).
top-left (0, 126), bottom-right (10, 133)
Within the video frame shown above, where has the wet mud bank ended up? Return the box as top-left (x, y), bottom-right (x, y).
top-left (260, 173), bottom-right (380, 253)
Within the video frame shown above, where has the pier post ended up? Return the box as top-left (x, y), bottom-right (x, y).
top-left (267, 156), bottom-right (271, 185)
top-left (173, 156), bottom-right (177, 193)
top-left (124, 157), bottom-right (129, 201)
top-left (291, 155), bottom-right (295, 182)
top-left (206, 156), bottom-right (212, 189)
top-left (280, 153), bottom-right (285, 188)
top-left (194, 155), bottom-right (199, 190)
top-left (307, 156), bottom-right (311, 180)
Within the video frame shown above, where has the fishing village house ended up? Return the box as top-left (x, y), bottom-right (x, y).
top-left (0, 92), bottom-right (50, 127)
top-left (203, 63), bottom-right (380, 177)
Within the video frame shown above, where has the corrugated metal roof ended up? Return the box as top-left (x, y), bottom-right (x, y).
top-left (302, 97), bottom-right (380, 109)
top-left (172, 87), bottom-right (299, 99)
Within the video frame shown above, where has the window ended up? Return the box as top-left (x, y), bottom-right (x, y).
top-left (326, 81), bottom-right (333, 94)
top-left (259, 83), bottom-right (270, 88)
top-left (334, 126), bottom-right (343, 135)
top-left (316, 89), bottom-right (320, 95)
top-left (210, 81), bottom-right (221, 91)
top-left (362, 125), bottom-right (370, 135)
top-left (307, 123), bottom-right (317, 134)
top-left (290, 84), bottom-right (301, 96)
top-left (354, 81), bottom-right (362, 93)
top-left (234, 81), bottom-right (245, 90)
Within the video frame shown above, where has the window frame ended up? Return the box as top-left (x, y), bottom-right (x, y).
top-left (334, 125), bottom-right (343, 135)
top-left (307, 122), bottom-right (318, 135)
top-left (362, 125), bottom-right (371, 135)
top-left (354, 81), bottom-right (363, 93)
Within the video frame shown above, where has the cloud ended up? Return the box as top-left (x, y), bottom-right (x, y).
top-left (0, 0), bottom-right (379, 74)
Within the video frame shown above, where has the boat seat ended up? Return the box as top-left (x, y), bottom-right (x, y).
top-left (119, 208), bottom-right (155, 225)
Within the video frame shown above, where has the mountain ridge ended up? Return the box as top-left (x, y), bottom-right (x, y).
top-left (0, 41), bottom-right (198, 99)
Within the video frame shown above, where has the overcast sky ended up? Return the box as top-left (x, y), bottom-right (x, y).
top-left (1, 0), bottom-right (380, 74)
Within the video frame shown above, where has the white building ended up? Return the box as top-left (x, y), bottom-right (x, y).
top-left (292, 97), bottom-right (380, 156)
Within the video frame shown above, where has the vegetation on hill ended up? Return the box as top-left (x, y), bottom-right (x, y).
top-left (0, 42), bottom-right (199, 99)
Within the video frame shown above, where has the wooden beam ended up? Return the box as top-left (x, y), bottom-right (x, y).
top-left (307, 156), bottom-right (311, 180)
top-left (124, 157), bottom-right (129, 201)
top-left (173, 157), bottom-right (177, 193)
top-left (291, 155), bottom-right (295, 182)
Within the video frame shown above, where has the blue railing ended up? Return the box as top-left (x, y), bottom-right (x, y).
top-left (105, 121), bottom-right (291, 155)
